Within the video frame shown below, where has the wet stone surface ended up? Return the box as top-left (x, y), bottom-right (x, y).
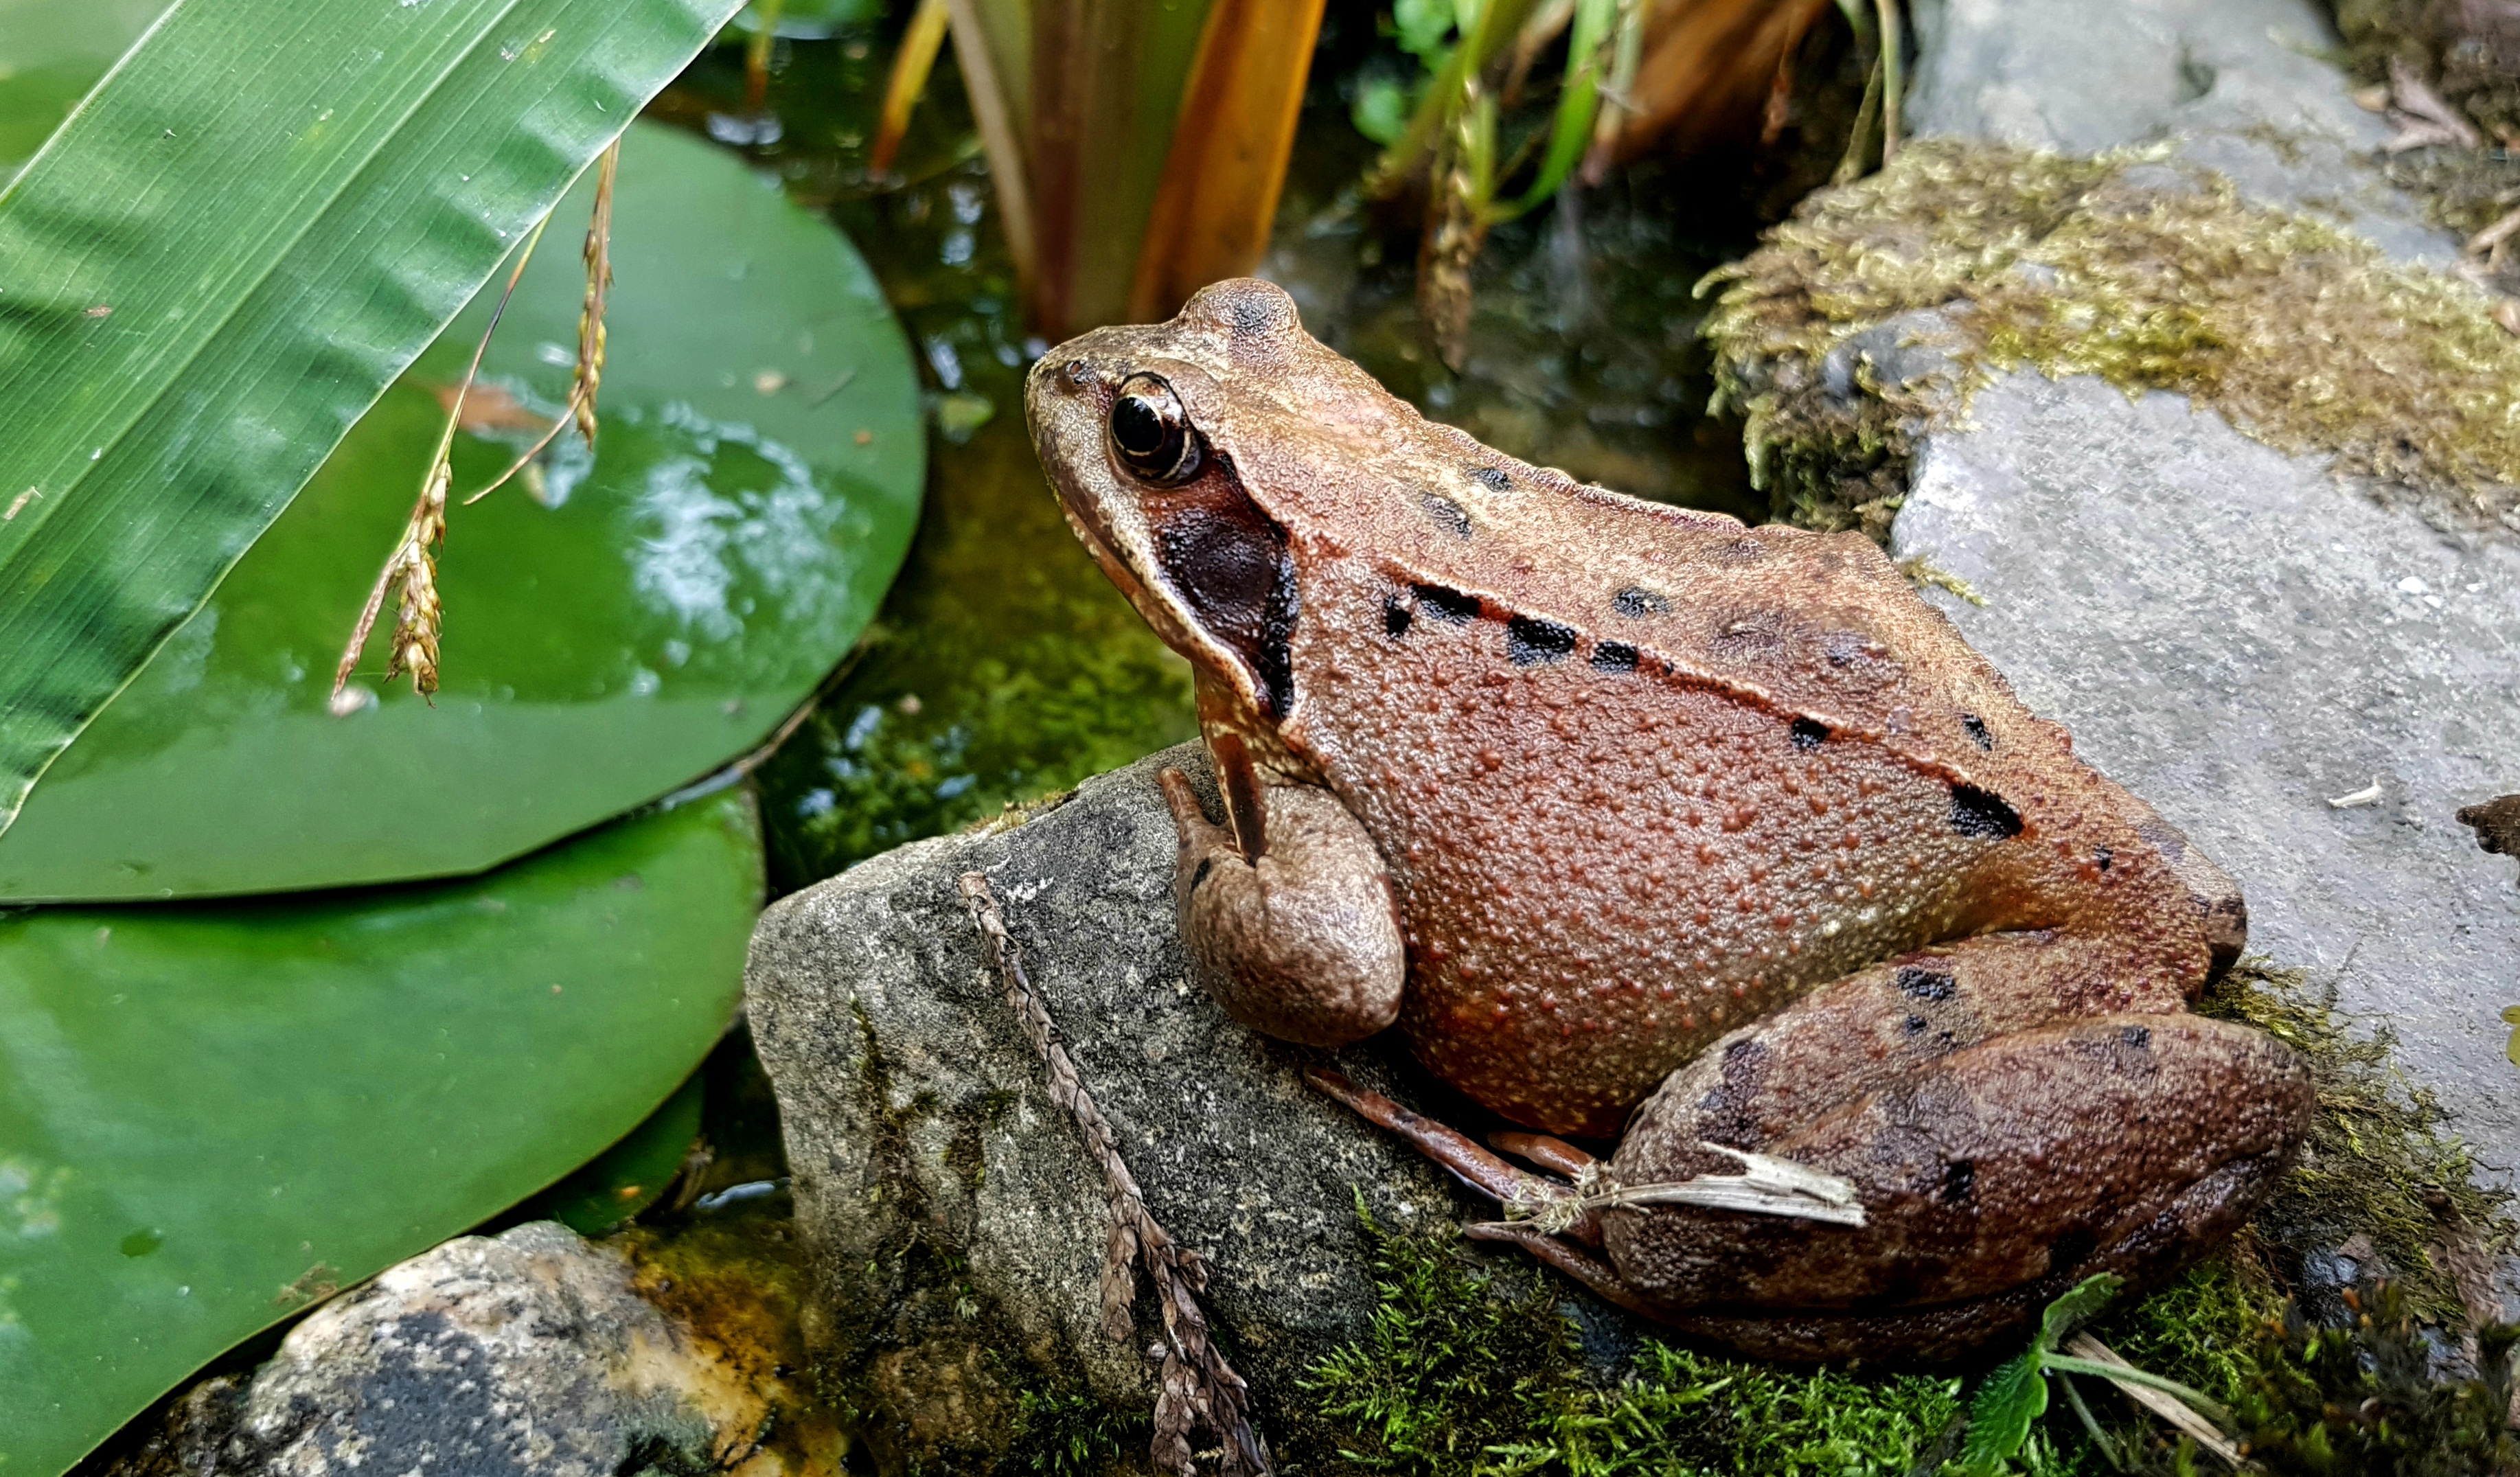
top-left (1892, 374), bottom-right (2520, 1193)
top-left (88, 1222), bottom-right (815, 1477)
top-left (742, 746), bottom-right (1616, 1475)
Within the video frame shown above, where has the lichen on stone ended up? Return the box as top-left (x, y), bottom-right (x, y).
top-left (1702, 138), bottom-right (2520, 538)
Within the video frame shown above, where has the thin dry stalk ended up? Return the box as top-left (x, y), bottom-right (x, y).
top-left (957, 873), bottom-right (1270, 1477)
top-left (466, 137), bottom-right (619, 506)
top-left (2062, 1333), bottom-right (2245, 1467)
top-left (746, 0), bottom-right (786, 112)
top-left (870, 0), bottom-right (951, 177)
top-left (333, 209), bottom-right (556, 703)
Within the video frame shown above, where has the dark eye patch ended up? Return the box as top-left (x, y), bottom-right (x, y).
top-left (1506, 617), bottom-right (1577, 665)
top-left (1384, 593), bottom-right (1413, 638)
top-left (1150, 474), bottom-right (1296, 715)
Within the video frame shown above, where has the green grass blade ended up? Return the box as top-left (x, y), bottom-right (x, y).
top-left (0, 0), bottom-right (747, 836)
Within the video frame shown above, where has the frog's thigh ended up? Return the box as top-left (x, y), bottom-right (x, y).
top-left (1628, 929), bottom-right (2188, 1158)
top-left (1604, 1011), bottom-right (2313, 1326)
top-left (1158, 769), bottom-right (1405, 1048)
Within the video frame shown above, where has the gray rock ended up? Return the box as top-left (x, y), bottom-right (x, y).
top-left (744, 747), bottom-right (1521, 1475)
top-left (1890, 373), bottom-right (2520, 1193)
top-left (1909, 0), bottom-right (2455, 263)
top-left (94, 1222), bottom-right (808, 1476)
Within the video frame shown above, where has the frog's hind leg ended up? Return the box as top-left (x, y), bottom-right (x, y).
top-left (1305, 1069), bottom-right (1607, 1248)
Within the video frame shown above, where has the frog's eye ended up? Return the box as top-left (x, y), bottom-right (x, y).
top-left (1109, 372), bottom-right (1204, 486)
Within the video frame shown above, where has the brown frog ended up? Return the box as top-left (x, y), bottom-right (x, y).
top-left (1024, 278), bottom-right (2313, 1362)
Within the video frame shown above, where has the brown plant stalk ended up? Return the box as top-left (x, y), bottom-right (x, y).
top-left (957, 872), bottom-right (1270, 1477)
top-left (332, 139), bottom-right (619, 706)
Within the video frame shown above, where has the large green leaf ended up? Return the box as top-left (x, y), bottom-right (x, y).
top-left (0, 790), bottom-right (763, 1474)
top-left (0, 0), bottom-right (753, 840)
top-left (0, 120), bottom-right (922, 901)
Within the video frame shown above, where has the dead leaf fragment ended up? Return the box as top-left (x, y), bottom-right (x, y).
top-left (2457, 793), bottom-right (2520, 856)
top-left (428, 381), bottom-right (553, 436)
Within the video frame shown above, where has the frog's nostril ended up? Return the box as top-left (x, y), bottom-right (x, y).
top-left (1059, 358), bottom-right (1092, 391)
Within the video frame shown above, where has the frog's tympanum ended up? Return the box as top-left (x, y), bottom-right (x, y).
top-left (1024, 279), bottom-right (2313, 1362)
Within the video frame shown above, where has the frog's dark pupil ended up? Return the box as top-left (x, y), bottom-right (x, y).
top-left (1113, 394), bottom-right (1167, 454)
top-left (1109, 373), bottom-right (1200, 484)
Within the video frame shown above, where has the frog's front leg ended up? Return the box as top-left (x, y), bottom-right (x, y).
top-left (1157, 746), bottom-right (1404, 1048)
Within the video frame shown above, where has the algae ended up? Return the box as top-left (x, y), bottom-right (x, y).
top-left (1703, 139), bottom-right (2520, 538)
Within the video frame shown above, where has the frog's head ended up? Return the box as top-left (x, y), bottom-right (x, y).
top-left (1026, 278), bottom-right (1406, 724)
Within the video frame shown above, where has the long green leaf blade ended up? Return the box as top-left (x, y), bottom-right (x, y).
top-left (0, 0), bottom-right (746, 835)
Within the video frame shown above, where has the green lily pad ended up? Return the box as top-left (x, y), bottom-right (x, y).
top-left (0, 0), bottom-right (169, 174)
top-left (535, 1069), bottom-right (707, 1235)
top-left (0, 790), bottom-right (764, 1475)
top-left (0, 117), bottom-right (921, 901)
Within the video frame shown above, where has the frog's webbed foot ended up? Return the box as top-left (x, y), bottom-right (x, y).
top-left (1307, 1069), bottom-right (1682, 1317)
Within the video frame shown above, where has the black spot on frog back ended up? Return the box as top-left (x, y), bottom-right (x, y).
top-left (1613, 586), bottom-right (1670, 619)
top-left (1421, 493), bottom-right (1473, 539)
top-left (1948, 784), bottom-right (2024, 839)
top-left (1412, 583), bottom-right (1481, 623)
top-left (1591, 641), bottom-right (1639, 673)
top-left (1507, 617), bottom-right (1577, 665)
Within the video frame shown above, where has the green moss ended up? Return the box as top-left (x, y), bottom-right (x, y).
top-left (1303, 1198), bottom-right (1961, 1476)
top-left (1004, 1390), bottom-right (1154, 1477)
top-left (2217, 1281), bottom-right (2520, 1476)
top-left (2197, 961), bottom-right (2515, 1327)
top-left (1702, 139), bottom-right (2520, 538)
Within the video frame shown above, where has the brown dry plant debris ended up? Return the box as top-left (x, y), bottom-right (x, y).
top-left (1704, 139), bottom-right (2520, 537)
top-left (957, 872), bottom-right (1270, 1477)
top-left (333, 139), bottom-right (619, 704)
